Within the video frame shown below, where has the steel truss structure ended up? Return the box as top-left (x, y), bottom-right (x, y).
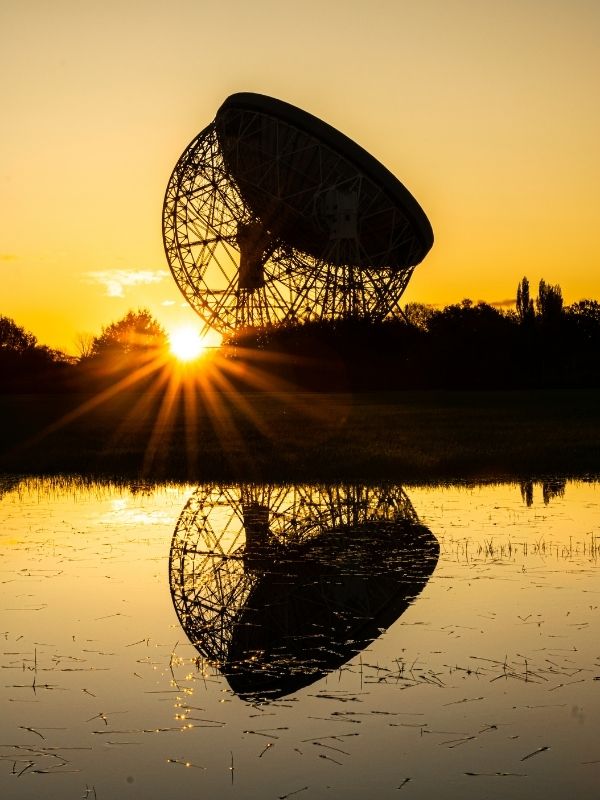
top-left (162, 95), bottom-right (432, 336)
top-left (169, 484), bottom-right (438, 698)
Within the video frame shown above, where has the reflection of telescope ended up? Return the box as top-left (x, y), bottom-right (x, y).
top-left (169, 485), bottom-right (439, 702)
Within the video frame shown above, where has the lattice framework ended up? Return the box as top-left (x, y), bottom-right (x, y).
top-left (162, 111), bottom-right (419, 335)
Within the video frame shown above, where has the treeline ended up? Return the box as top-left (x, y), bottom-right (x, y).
top-left (0, 315), bottom-right (73, 392)
top-left (0, 309), bottom-right (167, 393)
top-left (227, 278), bottom-right (600, 390)
top-left (3, 277), bottom-right (600, 392)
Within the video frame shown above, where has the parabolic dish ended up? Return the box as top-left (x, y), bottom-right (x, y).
top-left (215, 93), bottom-right (434, 269)
top-left (163, 92), bottom-right (434, 332)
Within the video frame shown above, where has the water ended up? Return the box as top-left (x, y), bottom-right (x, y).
top-left (1, 477), bottom-right (598, 799)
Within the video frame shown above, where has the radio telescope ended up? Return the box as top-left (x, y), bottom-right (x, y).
top-left (162, 93), bottom-right (433, 335)
top-left (169, 484), bottom-right (439, 701)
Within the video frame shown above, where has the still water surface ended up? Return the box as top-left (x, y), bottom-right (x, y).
top-left (1, 478), bottom-right (598, 799)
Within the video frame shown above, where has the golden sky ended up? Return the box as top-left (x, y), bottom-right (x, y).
top-left (2, 0), bottom-right (599, 352)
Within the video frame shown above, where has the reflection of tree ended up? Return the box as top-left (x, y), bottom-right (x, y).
top-left (520, 480), bottom-right (534, 507)
top-left (170, 484), bottom-right (439, 701)
top-left (0, 475), bottom-right (23, 500)
top-left (520, 479), bottom-right (566, 507)
top-left (542, 479), bottom-right (566, 505)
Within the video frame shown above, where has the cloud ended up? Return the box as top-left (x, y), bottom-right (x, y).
top-left (161, 299), bottom-right (176, 306)
top-left (0, 253), bottom-right (17, 261)
top-left (489, 298), bottom-right (516, 308)
top-left (83, 269), bottom-right (169, 298)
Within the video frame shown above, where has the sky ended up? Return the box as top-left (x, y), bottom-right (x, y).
top-left (1, 0), bottom-right (599, 352)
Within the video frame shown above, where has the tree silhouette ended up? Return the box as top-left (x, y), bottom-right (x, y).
top-left (568, 299), bottom-right (600, 323)
top-left (516, 277), bottom-right (534, 324)
top-left (91, 309), bottom-right (167, 358)
top-left (0, 315), bottom-right (38, 352)
top-left (4, 283), bottom-right (600, 394)
top-left (0, 316), bottom-right (69, 391)
top-left (73, 332), bottom-right (95, 360)
top-left (403, 302), bottom-right (435, 331)
top-left (536, 279), bottom-right (563, 324)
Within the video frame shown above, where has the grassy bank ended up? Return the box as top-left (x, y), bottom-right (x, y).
top-left (1, 389), bottom-right (599, 483)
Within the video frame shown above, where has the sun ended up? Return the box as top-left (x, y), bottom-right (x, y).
top-left (168, 326), bottom-right (209, 362)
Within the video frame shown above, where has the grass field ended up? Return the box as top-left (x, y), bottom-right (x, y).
top-left (1, 389), bottom-right (599, 483)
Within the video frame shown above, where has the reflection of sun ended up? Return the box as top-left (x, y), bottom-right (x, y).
top-left (168, 326), bottom-right (208, 362)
